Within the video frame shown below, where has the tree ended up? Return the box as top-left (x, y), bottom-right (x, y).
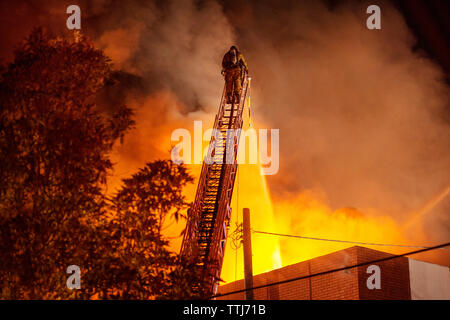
top-left (0, 28), bottom-right (205, 300)
top-left (107, 160), bottom-right (193, 299)
top-left (108, 160), bottom-right (212, 299)
top-left (0, 28), bottom-right (134, 299)
top-left (0, 28), bottom-right (207, 300)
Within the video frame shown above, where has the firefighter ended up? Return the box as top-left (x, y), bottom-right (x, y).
top-left (221, 46), bottom-right (248, 104)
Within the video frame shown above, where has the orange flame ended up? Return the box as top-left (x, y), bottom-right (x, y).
top-left (221, 162), bottom-right (411, 283)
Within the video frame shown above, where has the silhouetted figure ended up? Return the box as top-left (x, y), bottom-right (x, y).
top-left (221, 46), bottom-right (248, 104)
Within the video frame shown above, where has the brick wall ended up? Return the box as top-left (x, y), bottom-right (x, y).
top-left (217, 279), bottom-right (245, 300)
top-left (217, 246), bottom-right (413, 300)
top-left (356, 246), bottom-right (411, 300)
top-left (275, 260), bottom-right (310, 300)
top-left (309, 247), bottom-right (359, 300)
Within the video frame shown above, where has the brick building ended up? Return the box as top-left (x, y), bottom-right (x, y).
top-left (217, 246), bottom-right (449, 300)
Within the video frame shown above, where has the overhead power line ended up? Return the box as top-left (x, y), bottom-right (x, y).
top-left (252, 229), bottom-right (448, 250)
top-left (211, 242), bottom-right (450, 299)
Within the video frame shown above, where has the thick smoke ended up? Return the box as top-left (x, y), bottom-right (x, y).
top-left (228, 0), bottom-right (450, 248)
top-left (1, 1), bottom-right (449, 261)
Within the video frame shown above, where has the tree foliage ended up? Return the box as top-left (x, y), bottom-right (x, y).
top-left (0, 28), bottom-right (200, 299)
top-left (107, 161), bottom-right (193, 299)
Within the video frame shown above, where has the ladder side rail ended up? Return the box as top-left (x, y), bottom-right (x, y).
top-left (206, 74), bottom-right (249, 285)
top-left (201, 80), bottom-right (238, 268)
top-left (180, 71), bottom-right (249, 295)
top-left (180, 83), bottom-right (227, 258)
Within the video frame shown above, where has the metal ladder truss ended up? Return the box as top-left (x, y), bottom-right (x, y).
top-left (180, 71), bottom-right (249, 296)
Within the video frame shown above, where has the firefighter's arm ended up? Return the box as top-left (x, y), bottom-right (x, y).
top-left (221, 54), bottom-right (228, 72)
top-left (239, 54), bottom-right (249, 73)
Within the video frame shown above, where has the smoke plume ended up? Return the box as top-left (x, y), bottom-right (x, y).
top-left (1, 0), bottom-right (448, 266)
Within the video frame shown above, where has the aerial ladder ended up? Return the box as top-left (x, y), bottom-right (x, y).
top-left (180, 71), bottom-right (249, 296)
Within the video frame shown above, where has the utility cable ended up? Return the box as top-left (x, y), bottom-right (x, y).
top-left (252, 229), bottom-right (448, 250)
